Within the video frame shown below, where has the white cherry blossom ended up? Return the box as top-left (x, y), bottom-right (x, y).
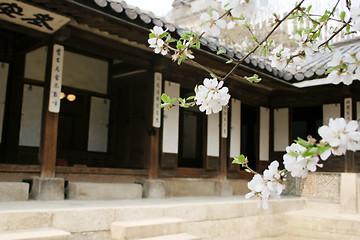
top-left (294, 31), bottom-right (319, 56)
top-left (283, 143), bottom-right (323, 178)
top-left (226, 17), bottom-right (245, 29)
top-left (148, 26), bottom-right (168, 56)
top-left (318, 118), bottom-right (360, 156)
top-left (269, 44), bottom-right (291, 70)
top-left (326, 52), bottom-right (360, 85)
top-left (245, 174), bottom-right (270, 209)
top-left (194, 78), bottom-right (230, 114)
top-left (200, 11), bottom-right (227, 36)
top-left (246, 161), bottom-right (286, 209)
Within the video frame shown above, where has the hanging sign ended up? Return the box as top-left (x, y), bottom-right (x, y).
top-left (48, 44), bottom-right (64, 113)
top-left (344, 98), bottom-right (352, 122)
top-left (0, 0), bottom-right (70, 34)
top-left (222, 106), bottom-right (228, 138)
top-left (153, 72), bottom-right (162, 128)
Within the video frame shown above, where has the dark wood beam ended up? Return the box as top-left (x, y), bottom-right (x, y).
top-left (38, 44), bottom-right (59, 178)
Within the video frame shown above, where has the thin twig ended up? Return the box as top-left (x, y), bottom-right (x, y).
top-left (221, 0), bottom-right (306, 82)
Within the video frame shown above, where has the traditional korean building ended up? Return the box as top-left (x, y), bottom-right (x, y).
top-left (0, 0), bottom-right (359, 200)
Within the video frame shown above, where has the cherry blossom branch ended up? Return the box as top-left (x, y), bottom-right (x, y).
top-left (221, 0), bottom-right (306, 82)
top-left (319, 19), bottom-right (351, 48)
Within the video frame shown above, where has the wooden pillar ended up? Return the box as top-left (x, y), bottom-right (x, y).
top-left (149, 128), bottom-right (159, 179)
top-left (38, 44), bottom-right (59, 178)
top-left (220, 106), bottom-right (229, 180)
top-left (148, 71), bottom-right (162, 179)
top-left (220, 138), bottom-right (227, 180)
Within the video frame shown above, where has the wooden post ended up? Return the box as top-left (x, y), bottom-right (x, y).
top-left (220, 138), bottom-right (227, 180)
top-left (148, 71), bottom-right (161, 179)
top-left (39, 44), bottom-right (59, 178)
top-left (149, 128), bottom-right (159, 179)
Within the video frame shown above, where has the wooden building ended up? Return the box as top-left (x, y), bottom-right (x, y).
top-left (0, 0), bottom-right (359, 198)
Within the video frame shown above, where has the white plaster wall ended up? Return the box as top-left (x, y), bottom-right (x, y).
top-left (63, 51), bottom-right (108, 94)
top-left (24, 47), bottom-right (109, 94)
top-left (0, 63), bottom-right (9, 143)
top-left (207, 113), bottom-right (220, 157)
top-left (259, 107), bottom-right (270, 160)
top-left (323, 103), bottom-right (341, 125)
top-left (87, 97), bottom-right (110, 152)
top-left (19, 85), bottom-right (43, 147)
top-left (230, 98), bottom-right (241, 158)
top-left (274, 108), bottom-right (289, 152)
top-left (162, 81), bottom-right (180, 153)
top-left (25, 46), bottom-right (47, 81)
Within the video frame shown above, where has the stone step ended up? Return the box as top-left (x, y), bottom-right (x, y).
top-left (0, 182), bottom-right (29, 201)
top-left (66, 182), bottom-right (142, 200)
top-left (0, 228), bottom-right (70, 240)
top-left (111, 217), bottom-right (186, 240)
top-left (285, 211), bottom-right (360, 240)
top-left (134, 233), bottom-right (201, 240)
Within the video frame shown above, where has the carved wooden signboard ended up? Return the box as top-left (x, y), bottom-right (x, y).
top-left (0, 0), bottom-right (70, 33)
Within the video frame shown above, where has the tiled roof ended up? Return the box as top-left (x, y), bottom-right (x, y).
top-left (81, 0), bottom-right (360, 84)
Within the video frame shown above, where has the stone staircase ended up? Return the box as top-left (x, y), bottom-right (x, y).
top-left (283, 210), bottom-right (360, 240)
top-left (0, 228), bottom-right (70, 240)
top-left (111, 217), bottom-right (201, 240)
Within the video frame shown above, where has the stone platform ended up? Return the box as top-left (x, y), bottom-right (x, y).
top-left (0, 196), bottom-right (359, 240)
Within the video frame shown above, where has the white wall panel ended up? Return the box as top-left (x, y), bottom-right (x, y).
top-left (24, 47), bottom-right (109, 95)
top-left (259, 107), bottom-right (270, 160)
top-left (88, 97), bottom-right (110, 152)
top-left (230, 98), bottom-right (241, 158)
top-left (274, 108), bottom-right (289, 151)
top-left (162, 81), bottom-right (180, 153)
top-left (0, 63), bottom-right (9, 143)
top-left (19, 85), bottom-right (43, 147)
top-left (323, 103), bottom-right (341, 125)
top-left (25, 46), bottom-right (46, 81)
top-left (63, 51), bottom-right (108, 94)
top-left (207, 113), bottom-right (220, 156)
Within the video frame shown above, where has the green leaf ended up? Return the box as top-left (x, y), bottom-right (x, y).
top-left (196, 40), bottom-right (201, 49)
top-left (346, 24), bottom-right (351, 33)
top-left (194, 85), bottom-right (198, 93)
top-left (302, 147), bottom-right (318, 157)
top-left (217, 48), bottom-right (224, 55)
top-left (149, 33), bottom-right (156, 38)
top-left (178, 98), bottom-right (184, 103)
top-left (317, 145), bottom-right (331, 155)
top-left (252, 36), bottom-right (257, 42)
top-left (319, 13), bottom-right (329, 22)
top-left (186, 96), bottom-right (195, 100)
top-left (232, 154), bottom-right (246, 165)
top-left (245, 169), bottom-right (252, 173)
top-left (226, 59), bottom-right (234, 64)
top-left (306, 5), bottom-right (312, 13)
top-left (161, 93), bottom-right (169, 103)
top-left (210, 72), bottom-right (217, 79)
top-left (295, 137), bottom-right (313, 148)
top-left (160, 31), bottom-right (168, 39)
top-left (244, 23), bottom-right (251, 29)
top-left (340, 11), bottom-right (346, 21)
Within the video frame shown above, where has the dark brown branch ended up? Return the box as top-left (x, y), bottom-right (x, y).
top-left (221, 0), bottom-right (306, 82)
